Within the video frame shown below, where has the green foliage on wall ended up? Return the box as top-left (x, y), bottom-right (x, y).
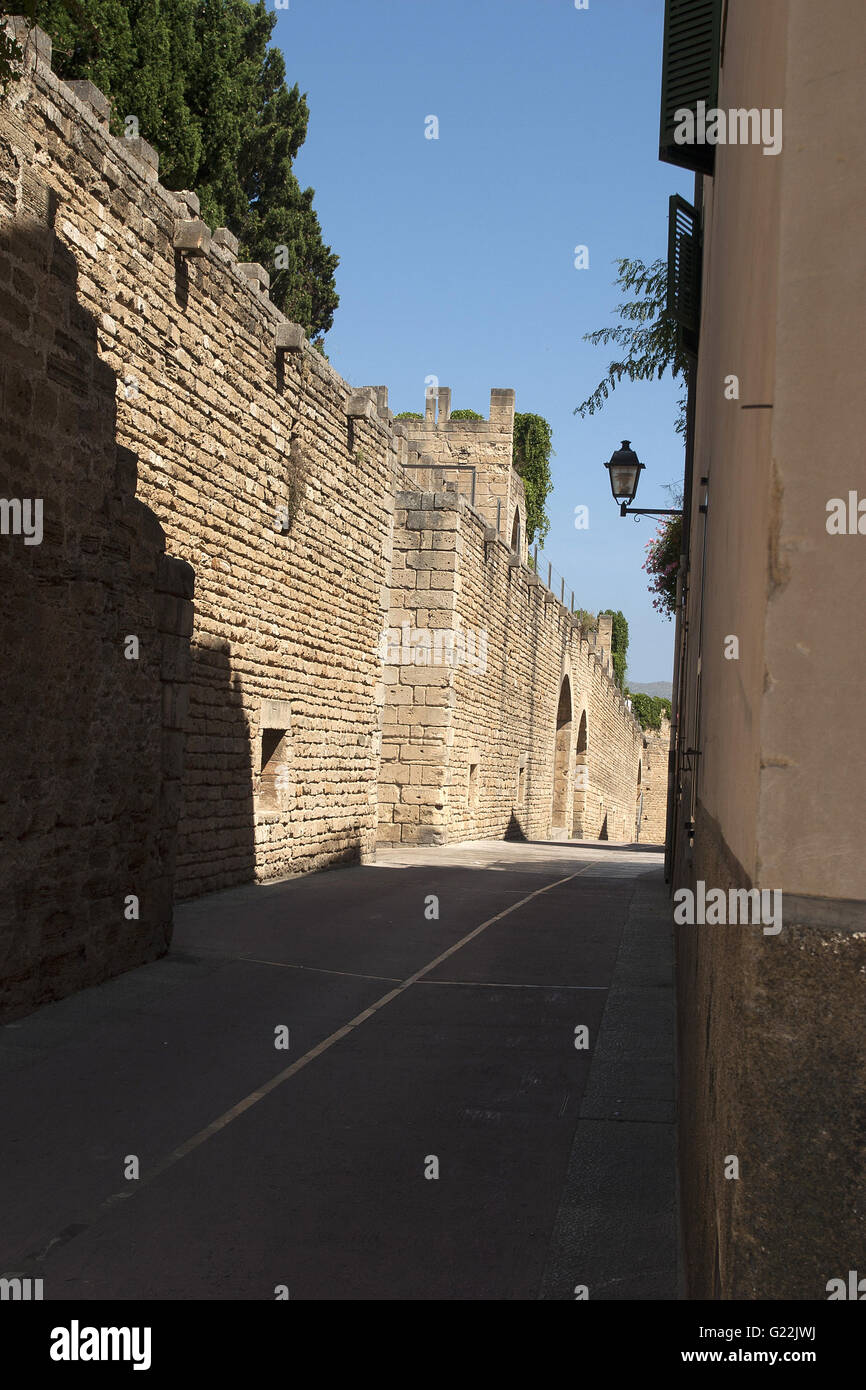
top-left (600, 608), bottom-right (629, 690)
top-left (449, 408), bottom-right (483, 420)
top-left (512, 412), bottom-right (554, 545)
top-left (0, 0), bottom-right (78, 91)
top-left (630, 692), bottom-right (672, 731)
top-left (0, 2), bottom-right (27, 91)
top-left (395, 411), bottom-right (423, 420)
top-left (33, 0), bottom-right (339, 338)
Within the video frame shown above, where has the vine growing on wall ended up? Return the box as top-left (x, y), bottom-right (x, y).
top-left (0, 1), bottom-right (28, 90)
top-left (600, 608), bottom-right (629, 690)
top-left (0, 0), bottom-right (80, 90)
top-left (630, 692), bottom-right (672, 731)
top-left (512, 412), bottom-right (554, 545)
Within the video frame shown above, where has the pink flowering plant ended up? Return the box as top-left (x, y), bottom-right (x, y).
top-left (643, 514), bottom-right (682, 618)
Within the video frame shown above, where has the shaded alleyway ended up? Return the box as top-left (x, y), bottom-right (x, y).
top-left (0, 841), bottom-right (676, 1300)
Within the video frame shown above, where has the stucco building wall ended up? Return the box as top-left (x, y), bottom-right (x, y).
top-left (672, 0), bottom-right (866, 1299)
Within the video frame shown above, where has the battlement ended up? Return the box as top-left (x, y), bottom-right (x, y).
top-left (2, 18), bottom-right (532, 552)
top-left (397, 387), bottom-right (524, 551)
top-left (414, 386), bottom-right (516, 431)
top-left (0, 14), bottom-right (649, 1010)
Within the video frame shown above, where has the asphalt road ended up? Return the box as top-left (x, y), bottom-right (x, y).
top-left (0, 840), bottom-right (677, 1300)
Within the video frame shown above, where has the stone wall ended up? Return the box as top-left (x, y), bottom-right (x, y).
top-left (378, 485), bottom-right (648, 846)
top-left (0, 24), bottom-right (194, 1019)
top-left (399, 388), bottom-right (528, 555)
top-left (0, 27), bottom-right (403, 901)
top-left (0, 18), bottom-right (664, 1013)
top-left (638, 718), bottom-right (670, 846)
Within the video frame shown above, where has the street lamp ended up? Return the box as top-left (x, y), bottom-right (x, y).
top-left (604, 440), bottom-right (682, 518)
top-left (604, 440), bottom-right (644, 508)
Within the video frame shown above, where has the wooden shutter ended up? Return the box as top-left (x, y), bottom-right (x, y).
top-left (659, 0), bottom-right (724, 176)
top-left (667, 194), bottom-right (701, 357)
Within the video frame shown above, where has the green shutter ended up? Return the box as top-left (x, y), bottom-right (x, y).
top-left (659, 0), bottom-right (724, 176)
top-left (667, 194), bottom-right (700, 357)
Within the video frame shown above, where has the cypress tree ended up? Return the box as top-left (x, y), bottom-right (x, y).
top-left (34, 0), bottom-right (338, 338)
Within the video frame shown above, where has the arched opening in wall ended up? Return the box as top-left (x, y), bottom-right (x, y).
top-left (551, 677), bottom-right (573, 829)
top-left (510, 507), bottom-right (520, 552)
top-left (635, 759), bottom-right (643, 842)
top-left (571, 709), bottom-right (589, 838)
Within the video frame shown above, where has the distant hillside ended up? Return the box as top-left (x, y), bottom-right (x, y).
top-left (629, 681), bottom-right (673, 701)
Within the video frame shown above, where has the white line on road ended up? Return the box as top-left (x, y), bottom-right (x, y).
top-left (241, 959), bottom-right (607, 991)
top-left (29, 863), bottom-right (594, 1263)
top-left (416, 979), bottom-right (608, 990)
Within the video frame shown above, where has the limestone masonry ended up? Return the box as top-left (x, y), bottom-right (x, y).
top-left (0, 23), bottom-right (665, 1018)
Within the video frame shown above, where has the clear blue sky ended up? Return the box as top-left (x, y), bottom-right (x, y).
top-left (272, 0), bottom-right (692, 684)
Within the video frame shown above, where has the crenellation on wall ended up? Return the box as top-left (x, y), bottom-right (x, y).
top-left (0, 22), bottom-right (663, 1017)
top-left (378, 471), bottom-right (645, 846)
top-left (1, 42), bottom-right (421, 902)
top-left (123, 136), bottom-right (159, 180)
top-left (65, 79), bottom-right (110, 127)
top-left (4, 17), bottom-right (52, 75)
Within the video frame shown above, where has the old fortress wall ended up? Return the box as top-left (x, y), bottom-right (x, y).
top-left (0, 23), bottom-right (666, 1018)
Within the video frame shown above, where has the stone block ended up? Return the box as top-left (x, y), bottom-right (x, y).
top-left (161, 633), bottom-right (190, 683)
top-left (123, 136), bottom-right (159, 177)
top-left (155, 592), bottom-right (193, 638)
top-left (414, 826), bottom-right (447, 846)
top-left (237, 262), bottom-right (270, 292)
top-left (162, 682), bottom-right (190, 731)
top-left (276, 322), bottom-right (306, 352)
top-left (406, 510), bottom-right (456, 531)
top-left (346, 391), bottom-right (375, 419)
top-left (175, 189), bottom-right (200, 216)
top-left (212, 226), bottom-right (239, 256)
top-left (66, 80), bottom-right (110, 127)
top-left (4, 17), bottom-right (52, 71)
top-left (260, 699), bottom-right (293, 730)
top-left (156, 555), bottom-right (195, 600)
top-left (173, 220), bottom-right (211, 255)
